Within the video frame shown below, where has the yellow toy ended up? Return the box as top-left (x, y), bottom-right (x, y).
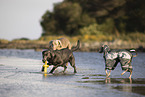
top-left (43, 61), bottom-right (49, 73)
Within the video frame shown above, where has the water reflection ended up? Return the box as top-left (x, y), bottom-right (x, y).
top-left (105, 78), bottom-right (145, 96)
top-left (77, 73), bottom-right (145, 96)
top-left (105, 77), bottom-right (132, 84)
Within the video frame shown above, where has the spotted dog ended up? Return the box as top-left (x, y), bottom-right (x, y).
top-left (99, 45), bottom-right (137, 79)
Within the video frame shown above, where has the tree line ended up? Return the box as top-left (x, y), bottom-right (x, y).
top-left (40, 0), bottom-right (145, 37)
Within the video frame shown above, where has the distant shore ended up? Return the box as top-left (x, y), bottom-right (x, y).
top-left (0, 39), bottom-right (145, 52)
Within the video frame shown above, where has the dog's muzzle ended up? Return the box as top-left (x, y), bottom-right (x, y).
top-left (42, 59), bottom-right (46, 63)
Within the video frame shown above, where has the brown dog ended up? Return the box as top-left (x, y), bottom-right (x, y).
top-left (42, 40), bottom-right (80, 73)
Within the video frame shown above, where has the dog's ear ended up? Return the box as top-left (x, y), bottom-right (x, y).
top-left (57, 40), bottom-right (62, 48)
top-left (49, 41), bottom-right (54, 49)
top-left (104, 45), bottom-right (110, 52)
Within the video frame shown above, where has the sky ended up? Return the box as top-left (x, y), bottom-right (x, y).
top-left (0, 0), bottom-right (63, 41)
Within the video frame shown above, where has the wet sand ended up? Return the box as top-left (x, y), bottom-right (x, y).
top-left (0, 51), bottom-right (145, 97)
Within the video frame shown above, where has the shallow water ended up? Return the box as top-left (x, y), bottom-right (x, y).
top-left (0, 49), bottom-right (145, 97)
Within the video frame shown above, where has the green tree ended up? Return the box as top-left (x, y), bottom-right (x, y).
top-left (124, 0), bottom-right (145, 33)
top-left (40, 0), bottom-right (145, 37)
top-left (41, 1), bottom-right (96, 36)
top-left (41, 11), bottom-right (57, 36)
top-left (53, 2), bottom-right (82, 35)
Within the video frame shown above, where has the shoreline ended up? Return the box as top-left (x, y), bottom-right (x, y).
top-left (0, 40), bottom-right (145, 52)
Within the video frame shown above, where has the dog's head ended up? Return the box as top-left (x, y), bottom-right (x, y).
top-left (42, 49), bottom-right (54, 63)
top-left (99, 45), bottom-right (110, 53)
top-left (51, 40), bottom-right (62, 50)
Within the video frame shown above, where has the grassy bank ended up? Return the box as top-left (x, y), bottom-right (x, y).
top-left (39, 32), bottom-right (145, 43)
top-left (0, 32), bottom-right (145, 52)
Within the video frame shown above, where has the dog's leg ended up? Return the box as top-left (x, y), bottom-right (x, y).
top-left (49, 67), bottom-right (57, 73)
top-left (105, 77), bottom-right (111, 83)
top-left (41, 66), bottom-right (44, 72)
top-left (71, 61), bottom-right (77, 73)
top-left (63, 66), bottom-right (67, 73)
top-left (129, 70), bottom-right (132, 79)
top-left (69, 56), bottom-right (77, 73)
top-left (73, 66), bottom-right (77, 73)
top-left (72, 65), bottom-right (77, 73)
top-left (105, 69), bottom-right (108, 76)
top-left (121, 69), bottom-right (128, 75)
top-left (105, 69), bottom-right (111, 77)
top-left (108, 70), bottom-right (111, 77)
top-left (66, 62), bottom-right (68, 66)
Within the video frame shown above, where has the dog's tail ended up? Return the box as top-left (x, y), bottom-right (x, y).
top-left (130, 49), bottom-right (137, 57)
top-left (71, 40), bottom-right (80, 52)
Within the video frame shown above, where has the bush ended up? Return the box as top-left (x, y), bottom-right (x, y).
top-left (120, 32), bottom-right (145, 42)
top-left (79, 23), bottom-right (103, 35)
top-left (0, 39), bottom-right (9, 44)
top-left (79, 18), bottom-right (115, 36)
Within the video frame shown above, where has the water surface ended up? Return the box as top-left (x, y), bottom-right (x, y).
top-left (0, 49), bottom-right (145, 97)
